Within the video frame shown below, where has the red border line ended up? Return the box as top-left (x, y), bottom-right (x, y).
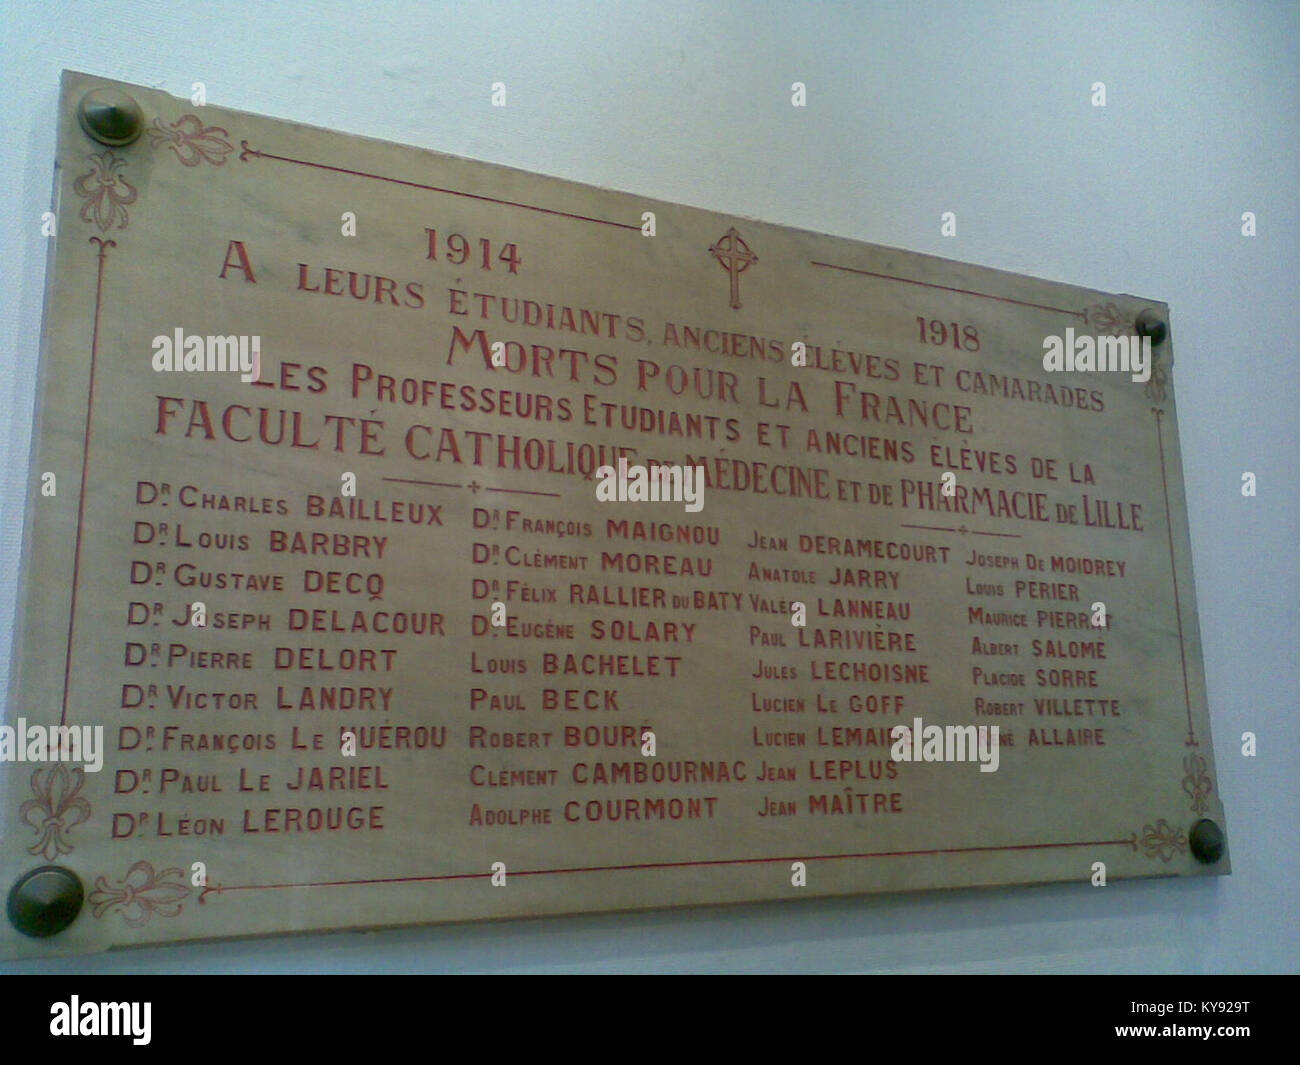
top-left (240, 142), bottom-right (640, 231)
top-left (59, 237), bottom-right (114, 727)
top-left (381, 476), bottom-right (462, 489)
top-left (210, 836), bottom-right (1135, 894)
top-left (486, 487), bottom-right (562, 498)
top-left (1153, 408), bottom-right (1196, 745)
top-left (810, 260), bottom-right (1087, 318)
top-left (378, 478), bottom-right (560, 499)
top-left (899, 522), bottom-right (1021, 539)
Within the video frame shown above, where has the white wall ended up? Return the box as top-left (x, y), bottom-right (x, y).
top-left (1, 0), bottom-right (1295, 974)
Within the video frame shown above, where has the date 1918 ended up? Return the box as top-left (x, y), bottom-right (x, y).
top-left (917, 317), bottom-right (980, 351)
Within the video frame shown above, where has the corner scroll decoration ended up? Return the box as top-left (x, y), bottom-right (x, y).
top-left (1144, 347), bottom-right (1169, 402)
top-left (87, 861), bottom-right (192, 927)
top-left (1182, 752), bottom-right (1213, 815)
top-left (1085, 302), bottom-right (1171, 402)
top-left (72, 151), bottom-right (137, 232)
top-left (147, 115), bottom-right (234, 167)
top-left (1132, 819), bottom-right (1187, 862)
top-left (71, 113), bottom-right (235, 234)
top-left (19, 764), bottom-right (91, 860)
top-left (1084, 301), bottom-right (1134, 336)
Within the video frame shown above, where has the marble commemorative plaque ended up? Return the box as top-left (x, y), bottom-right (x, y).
top-left (1, 72), bottom-right (1228, 957)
